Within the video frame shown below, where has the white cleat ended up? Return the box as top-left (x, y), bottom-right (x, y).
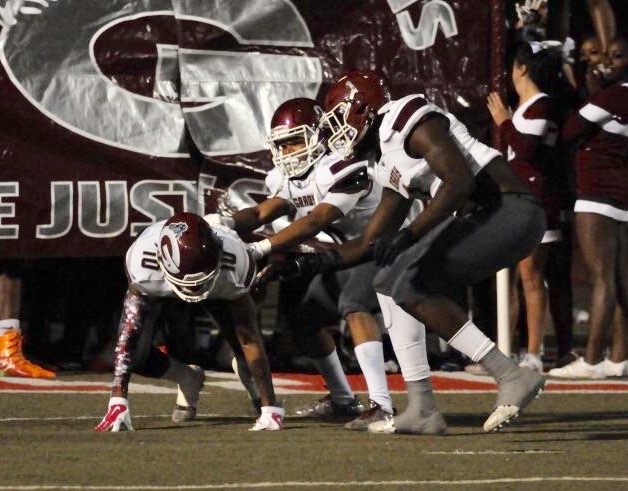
top-left (483, 368), bottom-right (545, 432)
top-left (483, 405), bottom-right (520, 432)
top-left (368, 417), bottom-right (396, 434)
top-left (368, 412), bottom-right (447, 435)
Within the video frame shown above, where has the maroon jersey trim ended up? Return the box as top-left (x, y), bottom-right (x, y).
top-left (329, 156), bottom-right (360, 175)
top-left (392, 96), bottom-right (428, 132)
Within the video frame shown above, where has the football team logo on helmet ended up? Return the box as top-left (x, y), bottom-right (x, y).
top-left (321, 71), bottom-right (391, 159)
top-left (156, 213), bottom-right (222, 303)
top-left (158, 222), bottom-right (189, 275)
top-left (267, 98), bottom-right (326, 178)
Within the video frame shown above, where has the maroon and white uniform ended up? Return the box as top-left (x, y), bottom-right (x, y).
top-left (265, 153), bottom-right (382, 241)
top-left (126, 220), bottom-right (256, 301)
top-left (112, 219), bottom-right (256, 395)
top-left (563, 82), bottom-right (628, 221)
top-left (372, 94), bottom-right (501, 199)
top-left (370, 95), bottom-right (545, 306)
top-left (266, 152), bottom-right (383, 316)
top-left (501, 93), bottom-right (562, 241)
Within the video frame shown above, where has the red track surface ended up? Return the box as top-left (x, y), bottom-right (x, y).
top-left (2, 372), bottom-right (627, 393)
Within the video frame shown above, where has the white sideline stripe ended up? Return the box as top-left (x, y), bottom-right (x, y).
top-left (421, 450), bottom-right (565, 455)
top-left (0, 413), bottom-right (219, 422)
top-left (2, 477), bottom-right (628, 489)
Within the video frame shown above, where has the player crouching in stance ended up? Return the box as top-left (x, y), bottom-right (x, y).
top-left (95, 212), bottom-right (283, 432)
top-left (227, 97), bottom-right (396, 430)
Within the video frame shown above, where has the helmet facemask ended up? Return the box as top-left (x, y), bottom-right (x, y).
top-left (157, 216), bottom-right (223, 303)
top-left (159, 259), bottom-right (221, 303)
top-left (321, 96), bottom-right (373, 160)
top-left (267, 123), bottom-right (325, 178)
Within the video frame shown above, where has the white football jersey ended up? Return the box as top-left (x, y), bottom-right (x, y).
top-left (125, 220), bottom-right (255, 301)
top-left (372, 95), bottom-right (501, 199)
top-left (265, 153), bottom-right (382, 241)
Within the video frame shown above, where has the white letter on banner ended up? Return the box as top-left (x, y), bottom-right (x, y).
top-left (0, 182), bottom-right (19, 239)
top-left (36, 182), bottom-right (73, 239)
top-left (387, 0), bottom-right (458, 51)
top-left (130, 180), bottom-right (197, 237)
top-left (78, 181), bottom-right (128, 238)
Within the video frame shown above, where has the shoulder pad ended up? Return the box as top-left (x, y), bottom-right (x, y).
top-left (379, 95), bottom-right (440, 142)
top-left (328, 166), bottom-right (371, 195)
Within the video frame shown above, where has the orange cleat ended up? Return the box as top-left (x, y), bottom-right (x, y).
top-left (0, 330), bottom-right (56, 379)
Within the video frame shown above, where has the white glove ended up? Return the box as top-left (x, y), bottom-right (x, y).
top-left (94, 397), bottom-right (134, 432)
top-left (249, 406), bottom-right (284, 431)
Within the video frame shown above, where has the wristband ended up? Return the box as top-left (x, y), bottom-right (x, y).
top-left (250, 239), bottom-right (272, 259)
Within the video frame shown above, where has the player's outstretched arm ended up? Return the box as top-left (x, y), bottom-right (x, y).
top-left (232, 198), bottom-right (292, 236)
top-left (94, 287), bottom-right (147, 432)
top-left (266, 202), bottom-right (343, 254)
top-left (225, 294), bottom-right (278, 410)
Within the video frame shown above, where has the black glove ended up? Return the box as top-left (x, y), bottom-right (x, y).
top-left (254, 250), bottom-right (343, 288)
top-left (295, 249), bottom-right (343, 277)
top-left (373, 228), bottom-right (416, 266)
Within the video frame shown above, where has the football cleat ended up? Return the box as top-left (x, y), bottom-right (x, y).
top-left (249, 406), bottom-right (285, 431)
top-left (0, 329), bottom-right (55, 379)
top-left (344, 400), bottom-right (395, 431)
top-left (483, 368), bottom-right (545, 432)
top-left (172, 365), bottom-right (205, 422)
top-left (368, 411), bottom-right (448, 435)
top-left (95, 397), bottom-right (133, 432)
top-left (293, 394), bottom-right (365, 418)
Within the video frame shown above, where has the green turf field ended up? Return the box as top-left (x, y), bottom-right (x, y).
top-left (1, 372), bottom-right (628, 490)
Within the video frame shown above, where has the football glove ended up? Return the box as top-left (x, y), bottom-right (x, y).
top-left (254, 250), bottom-right (343, 287)
top-left (94, 397), bottom-right (134, 432)
top-left (373, 228), bottom-right (416, 266)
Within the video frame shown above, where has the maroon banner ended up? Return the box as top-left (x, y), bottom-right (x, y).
top-left (0, 0), bottom-right (496, 258)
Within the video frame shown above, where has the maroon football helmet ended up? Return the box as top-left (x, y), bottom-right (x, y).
top-left (267, 97), bottom-right (326, 178)
top-left (157, 212), bottom-right (222, 303)
top-left (321, 71), bottom-right (391, 159)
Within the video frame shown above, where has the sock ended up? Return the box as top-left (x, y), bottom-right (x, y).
top-left (378, 293), bottom-right (430, 382)
top-left (447, 320), bottom-right (495, 363)
top-left (312, 349), bottom-right (354, 404)
top-left (354, 341), bottom-right (393, 413)
top-left (0, 319), bottom-right (19, 336)
top-left (479, 347), bottom-right (520, 384)
top-left (394, 379), bottom-right (441, 432)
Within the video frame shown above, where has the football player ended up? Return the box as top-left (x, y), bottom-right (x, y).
top-left (95, 212), bottom-right (283, 432)
top-left (266, 71), bottom-right (547, 433)
top-left (224, 97), bottom-right (424, 430)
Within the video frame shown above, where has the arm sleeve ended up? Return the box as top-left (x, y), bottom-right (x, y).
top-left (111, 289), bottom-right (148, 397)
